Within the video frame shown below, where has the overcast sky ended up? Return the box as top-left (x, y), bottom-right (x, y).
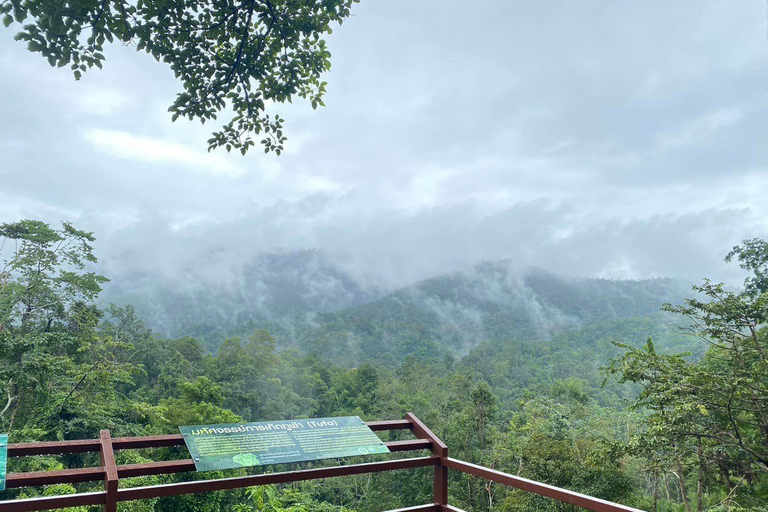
top-left (1, 1), bottom-right (767, 288)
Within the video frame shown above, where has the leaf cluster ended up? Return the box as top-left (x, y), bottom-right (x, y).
top-left (1, 0), bottom-right (358, 154)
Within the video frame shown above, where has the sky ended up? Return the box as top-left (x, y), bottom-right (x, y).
top-left (1, 1), bottom-right (767, 289)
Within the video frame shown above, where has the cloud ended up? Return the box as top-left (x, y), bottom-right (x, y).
top-left (76, 88), bottom-right (131, 117)
top-left (1, 0), bottom-right (768, 293)
top-left (82, 129), bottom-right (245, 177)
top-left (657, 107), bottom-right (743, 150)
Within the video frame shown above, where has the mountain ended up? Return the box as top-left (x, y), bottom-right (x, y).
top-left (105, 253), bottom-right (692, 365)
top-left (267, 262), bottom-right (691, 365)
top-left (100, 249), bottom-right (382, 345)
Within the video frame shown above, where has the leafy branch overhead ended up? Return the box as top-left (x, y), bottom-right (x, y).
top-left (0, 0), bottom-right (358, 154)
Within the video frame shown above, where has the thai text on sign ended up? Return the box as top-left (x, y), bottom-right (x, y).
top-left (179, 416), bottom-right (389, 471)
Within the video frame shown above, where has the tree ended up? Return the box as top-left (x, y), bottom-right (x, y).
top-left (471, 381), bottom-right (496, 450)
top-left (501, 398), bottom-right (634, 512)
top-left (607, 239), bottom-right (768, 510)
top-left (1, 0), bottom-right (359, 154)
top-left (0, 219), bottom-right (107, 332)
top-left (0, 220), bottom-right (145, 442)
top-left (233, 484), bottom-right (354, 512)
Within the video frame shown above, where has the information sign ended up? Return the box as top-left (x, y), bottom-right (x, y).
top-left (0, 433), bottom-right (7, 491)
top-left (179, 416), bottom-right (389, 472)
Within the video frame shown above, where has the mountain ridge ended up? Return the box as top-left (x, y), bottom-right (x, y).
top-left (102, 251), bottom-right (691, 365)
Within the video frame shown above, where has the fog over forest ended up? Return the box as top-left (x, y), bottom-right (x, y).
top-left (2, 1), bottom-right (767, 291)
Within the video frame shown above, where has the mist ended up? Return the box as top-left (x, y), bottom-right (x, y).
top-left (90, 197), bottom-right (756, 295)
top-left (2, 0), bottom-right (767, 295)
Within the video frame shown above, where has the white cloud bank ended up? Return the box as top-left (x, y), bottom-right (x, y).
top-left (1, 0), bottom-right (768, 290)
top-left (83, 129), bottom-right (245, 177)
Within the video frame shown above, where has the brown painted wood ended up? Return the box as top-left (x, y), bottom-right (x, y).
top-left (432, 462), bottom-right (448, 507)
top-left (112, 434), bottom-right (184, 450)
top-left (367, 419), bottom-right (413, 431)
top-left (99, 430), bottom-right (119, 512)
top-left (116, 456), bottom-right (439, 501)
top-left (0, 416), bottom-right (648, 512)
top-left (7, 439), bottom-right (101, 457)
top-left (7, 420), bottom-right (412, 456)
top-left (3, 438), bottom-right (432, 488)
top-left (406, 413), bottom-right (448, 507)
top-left (5, 467), bottom-right (104, 487)
top-left (384, 505), bottom-right (440, 512)
top-left (0, 491), bottom-right (105, 512)
top-left (386, 438), bottom-right (432, 452)
top-left (444, 458), bottom-right (646, 512)
top-left (0, 457), bottom-right (437, 511)
top-left (119, 459), bottom-right (197, 478)
top-left (405, 414), bottom-right (447, 457)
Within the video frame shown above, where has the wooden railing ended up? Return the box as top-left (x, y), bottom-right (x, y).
top-left (0, 413), bottom-right (644, 512)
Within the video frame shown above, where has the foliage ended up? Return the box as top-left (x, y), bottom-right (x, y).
top-left (499, 398), bottom-right (634, 512)
top-left (0, 0), bottom-right (358, 154)
top-left (232, 484), bottom-right (357, 511)
top-left (608, 239), bottom-right (768, 511)
top-left (0, 219), bottom-right (107, 332)
top-left (2, 220), bottom-right (766, 511)
top-left (0, 221), bottom-right (139, 441)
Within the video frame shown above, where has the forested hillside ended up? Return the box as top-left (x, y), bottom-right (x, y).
top-left (101, 250), bottom-right (382, 344)
top-left (106, 258), bottom-right (691, 365)
top-left (273, 264), bottom-right (689, 365)
top-left (1, 221), bottom-right (766, 512)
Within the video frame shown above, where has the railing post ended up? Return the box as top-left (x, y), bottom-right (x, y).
top-left (434, 456), bottom-right (448, 508)
top-left (100, 430), bottom-right (118, 512)
top-left (406, 413), bottom-right (448, 508)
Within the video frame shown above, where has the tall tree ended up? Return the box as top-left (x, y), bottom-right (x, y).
top-left (1, 0), bottom-right (359, 154)
top-left (0, 220), bottom-right (137, 439)
top-left (608, 238), bottom-right (768, 509)
top-left (0, 219), bottom-right (107, 333)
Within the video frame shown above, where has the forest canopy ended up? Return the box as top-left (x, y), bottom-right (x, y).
top-left (0, 0), bottom-right (359, 154)
top-left (0, 220), bottom-right (766, 512)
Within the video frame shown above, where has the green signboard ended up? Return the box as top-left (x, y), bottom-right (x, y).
top-left (0, 433), bottom-right (7, 491)
top-left (180, 416), bottom-right (389, 472)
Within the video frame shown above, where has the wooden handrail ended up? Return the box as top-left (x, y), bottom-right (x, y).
top-left (5, 439), bottom-right (433, 489)
top-left (0, 415), bottom-right (646, 512)
top-left (0, 457), bottom-right (439, 512)
top-left (386, 506), bottom-right (440, 512)
top-left (406, 413), bottom-right (448, 508)
top-left (116, 456), bottom-right (439, 501)
top-left (444, 458), bottom-right (645, 512)
top-left (6, 419), bottom-right (413, 457)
